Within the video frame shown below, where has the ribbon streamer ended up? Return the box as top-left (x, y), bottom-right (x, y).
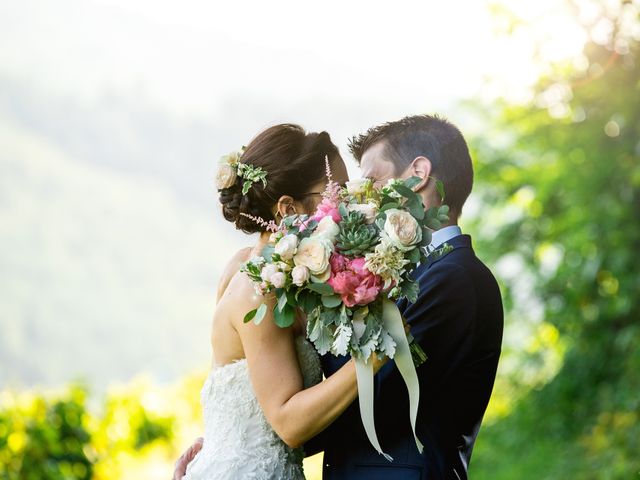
top-left (353, 299), bottom-right (423, 462)
top-left (354, 358), bottom-right (394, 462)
top-left (381, 299), bottom-right (424, 453)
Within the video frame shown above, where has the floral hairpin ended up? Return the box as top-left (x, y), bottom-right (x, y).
top-left (216, 147), bottom-right (268, 195)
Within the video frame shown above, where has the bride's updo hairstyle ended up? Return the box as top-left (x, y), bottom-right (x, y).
top-left (219, 124), bottom-right (340, 234)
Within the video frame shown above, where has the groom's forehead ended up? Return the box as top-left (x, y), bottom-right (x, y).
top-left (360, 141), bottom-right (395, 177)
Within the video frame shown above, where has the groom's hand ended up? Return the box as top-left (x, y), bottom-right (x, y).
top-left (173, 437), bottom-right (203, 480)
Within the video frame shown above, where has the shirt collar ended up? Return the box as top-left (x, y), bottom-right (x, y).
top-left (428, 225), bottom-right (462, 250)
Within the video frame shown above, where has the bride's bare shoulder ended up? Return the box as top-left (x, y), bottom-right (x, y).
top-left (216, 247), bottom-right (253, 302)
top-left (219, 265), bottom-right (275, 325)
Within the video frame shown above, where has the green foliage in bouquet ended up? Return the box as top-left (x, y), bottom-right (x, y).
top-left (374, 176), bottom-right (450, 303)
top-left (239, 172), bottom-right (450, 365)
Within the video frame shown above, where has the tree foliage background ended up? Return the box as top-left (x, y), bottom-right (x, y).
top-left (468, 1), bottom-right (639, 477)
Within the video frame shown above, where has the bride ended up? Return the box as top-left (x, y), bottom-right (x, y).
top-left (177, 124), bottom-right (386, 479)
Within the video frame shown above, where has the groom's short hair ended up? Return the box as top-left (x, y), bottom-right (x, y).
top-left (348, 114), bottom-right (473, 217)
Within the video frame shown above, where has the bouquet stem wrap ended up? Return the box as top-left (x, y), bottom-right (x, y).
top-left (354, 299), bottom-right (424, 461)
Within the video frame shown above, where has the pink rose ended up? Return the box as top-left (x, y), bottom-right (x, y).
top-left (311, 198), bottom-right (342, 224)
top-left (327, 254), bottom-right (382, 307)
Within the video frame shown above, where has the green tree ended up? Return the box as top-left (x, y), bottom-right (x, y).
top-left (469, 2), bottom-right (640, 478)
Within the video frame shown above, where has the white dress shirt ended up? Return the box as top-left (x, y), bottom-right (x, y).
top-left (427, 225), bottom-right (462, 252)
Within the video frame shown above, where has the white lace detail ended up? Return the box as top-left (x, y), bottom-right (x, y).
top-left (182, 336), bottom-right (322, 480)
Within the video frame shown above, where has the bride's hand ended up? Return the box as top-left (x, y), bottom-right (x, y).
top-left (173, 437), bottom-right (203, 480)
top-left (371, 352), bottom-right (389, 373)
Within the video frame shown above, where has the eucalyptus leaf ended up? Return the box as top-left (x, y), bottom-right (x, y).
top-left (403, 176), bottom-right (422, 189)
top-left (393, 183), bottom-right (417, 199)
top-left (307, 283), bottom-right (335, 296)
top-left (379, 202), bottom-right (400, 212)
top-left (338, 203), bottom-right (349, 218)
top-left (298, 291), bottom-right (318, 313)
top-left (426, 218), bottom-right (442, 230)
top-left (273, 303), bottom-right (295, 328)
top-left (420, 229), bottom-right (432, 247)
top-left (408, 198), bottom-right (426, 220)
top-left (261, 245), bottom-right (275, 262)
top-left (407, 247), bottom-right (421, 264)
top-left (321, 295), bottom-right (342, 308)
top-left (253, 303), bottom-right (268, 325)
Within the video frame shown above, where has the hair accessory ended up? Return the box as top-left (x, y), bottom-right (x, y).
top-left (216, 147), bottom-right (268, 195)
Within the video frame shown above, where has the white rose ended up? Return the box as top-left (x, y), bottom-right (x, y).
top-left (293, 237), bottom-right (332, 276)
top-left (250, 256), bottom-right (265, 266)
top-left (216, 164), bottom-right (237, 190)
top-left (348, 202), bottom-right (378, 224)
top-left (313, 216), bottom-right (340, 242)
top-left (383, 209), bottom-right (422, 251)
top-left (270, 272), bottom-right (286, 289)
top-left (260, 264), bottom-right (279, 283)
top-left (291, 265), bottom-right (310, 286)
top-left (345, 178), bottom-right (369, 196)
top-left (274, 234), bottom-right (298, 260)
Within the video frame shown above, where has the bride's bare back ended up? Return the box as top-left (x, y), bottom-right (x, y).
top-left (210, 247), bottom-right (255, 367)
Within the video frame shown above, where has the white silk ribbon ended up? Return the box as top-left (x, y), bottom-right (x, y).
top-left (353, 299), bottom-right (424, 462)
top-left (381, 299), bottom-right (424, 454)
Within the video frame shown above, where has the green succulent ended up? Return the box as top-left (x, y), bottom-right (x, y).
top-left (336, 211), bottom-right (379, 256)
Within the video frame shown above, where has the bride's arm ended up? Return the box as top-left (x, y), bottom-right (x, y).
top-left (233, 281), bottom-right (382, 449)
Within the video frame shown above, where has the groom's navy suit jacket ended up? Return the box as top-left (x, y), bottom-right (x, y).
top-left (305, 235), bottom-right (503, 480)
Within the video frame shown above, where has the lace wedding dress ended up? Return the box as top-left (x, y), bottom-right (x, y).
top-left (182, 336), bottom-right (323, 480)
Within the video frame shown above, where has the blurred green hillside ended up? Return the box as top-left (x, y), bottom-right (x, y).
top-left (0, 106), bottom-right (237, 388)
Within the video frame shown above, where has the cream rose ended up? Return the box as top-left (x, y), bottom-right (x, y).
top-left (345, 178), bottom-right (369, 196)
top-left (274, 234), bottom-right (298, 260)
top-left (216, 164), bottom-right (237, 190)
top-left (348, 202), bottom-right (378, 224)
top-left (291, 265), bottom-right (310, 286)
top-left (383, 209), bottom-right (422, 251)
top-left (293, 237), bottom-right (332, 276)
top-left (313, 216), bottom-right (340, 242)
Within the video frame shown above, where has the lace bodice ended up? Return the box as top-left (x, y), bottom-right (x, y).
top-left (182, 336), bottom-right (322, 480)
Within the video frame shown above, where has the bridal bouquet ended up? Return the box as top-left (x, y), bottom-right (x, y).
top-left (240, 159), bottom-right (449, 460)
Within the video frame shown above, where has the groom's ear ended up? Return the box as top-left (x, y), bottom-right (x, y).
top-left (408, 156), bottom-right (432, 192)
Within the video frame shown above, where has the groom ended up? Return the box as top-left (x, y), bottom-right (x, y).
top-left (305, 115), bottom-right (504, 479)
top-left (173, 115), bottom-right (503, 479)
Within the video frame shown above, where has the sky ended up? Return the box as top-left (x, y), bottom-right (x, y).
top-left (0, 0), bottom-right (590, 119)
